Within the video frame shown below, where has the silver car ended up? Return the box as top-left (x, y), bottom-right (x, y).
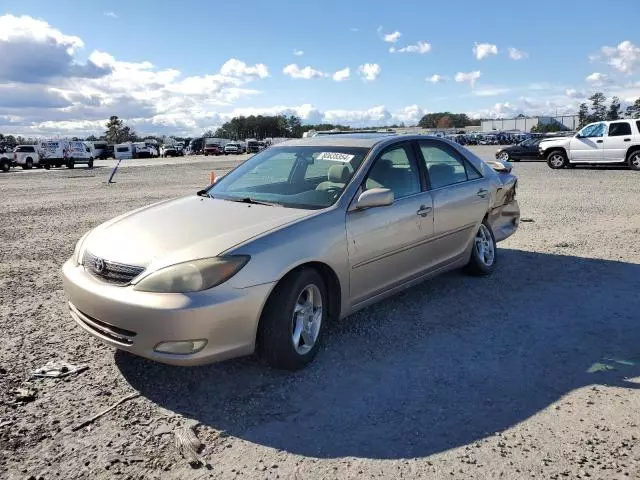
top-left (62, 134), bottom-right (520, 370)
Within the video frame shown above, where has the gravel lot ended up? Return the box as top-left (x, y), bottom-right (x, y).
top-left (1, 147), bottom-right (640, 479)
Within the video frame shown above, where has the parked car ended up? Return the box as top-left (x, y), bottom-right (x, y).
top-left (39, 140), bottom-right (94, 169)
top-left (62, 134), bottom-right (520, 370)
top-left (540, 120), bottom-right (640, 170)
top-left (1, 151), bottom-right (11, 172)
top-left (495, 137), bottom-right (546, 162)
top-left (224, 143), bottom-right (241, 155)
top-left (160, 145), bottom-right (179, 157)
top-left (13, 145), bottom-right (41, 169)
top-left (204, 143), bottom-right (223, 156)
top-left (114, 143), bottom-right (135, 160)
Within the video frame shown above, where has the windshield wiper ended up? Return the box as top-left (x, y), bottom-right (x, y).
top-left (227, 197), bottom-right (279, 206)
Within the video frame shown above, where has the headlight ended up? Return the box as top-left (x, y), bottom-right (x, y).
top-left (133, 256), bottom-right (249, 293)
top-left (73, 231), bottom-right (90, 265)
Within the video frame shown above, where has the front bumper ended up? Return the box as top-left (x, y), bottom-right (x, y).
top-left (62, 259), bottom-right (274, 366)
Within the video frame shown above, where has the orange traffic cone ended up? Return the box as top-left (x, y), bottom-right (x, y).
top-left (209, 171), bottom-right (216, 185)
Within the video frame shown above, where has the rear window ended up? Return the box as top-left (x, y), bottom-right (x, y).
top-left (608, 122), bottom-right (632, 137)
top-left (116, 147), bottom-right (129, 152)
top-left (17, 146), bottom-right (35, 152)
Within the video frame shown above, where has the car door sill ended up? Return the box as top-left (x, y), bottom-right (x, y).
top-left (348, 255), bottom-right (467, 315)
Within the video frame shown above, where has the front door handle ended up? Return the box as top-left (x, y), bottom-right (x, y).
top-left (596, 140), bottom-right (603, 144)
top-left (417, 205), bottom-right (432, 217)
top-left (477, 189), bottom-right (489, 198)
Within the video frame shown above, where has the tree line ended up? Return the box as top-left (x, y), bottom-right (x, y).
top-left (578, 93), bottom-right (640, 128)
top-left (417, 113), bottom-right (481, 129)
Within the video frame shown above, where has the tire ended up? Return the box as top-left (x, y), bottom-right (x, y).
top-left (44, 162), bottom-right (50, 170)
top-left (547, 150), bottom-right (567, 169)
top-left (0, 160), bottom-right (9, 172)
top-left (464, 221), bottom-right (497, 276)
top-left (67, 160), bottom-right (75, 169)
top-left (88, 158), bottom-right (94, 169)
top-left (258, 268), bottom-right (327, 370)
top-left (25, 158), bottom-right (33, 169)
top-left (628, 151), bottom-right (640, 171)
top-left (497, 151), bottom-right (510, 162)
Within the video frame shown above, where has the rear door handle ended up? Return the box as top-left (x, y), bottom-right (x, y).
top-left (624, 138), bottom-right (631, 142)
top-left (477, 189), bottom-right (489, 198)
top-left (596, 140), bottom-right (603, 144)
top-left (417, 205), bottom-right (432, 217)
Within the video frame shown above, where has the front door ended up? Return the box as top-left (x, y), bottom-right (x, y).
top-left (418, 140), bottom-right (491, 266)
top-left (602, 121), bottom-right (633, 162)
top-left (570, 122), bottom-right (606, 162)
top-left (346, 142), bottom-right (434, 306)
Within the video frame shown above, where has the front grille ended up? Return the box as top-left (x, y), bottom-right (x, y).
top-left (71, 305), bottom-right (136, 345)
top-left (83, 251), bottom-right (145, 286)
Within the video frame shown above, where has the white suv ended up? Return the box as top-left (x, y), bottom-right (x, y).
top-left (13, 145), bottom-right (41, 169)
top-left (539, 120), bottom-right (640, 170)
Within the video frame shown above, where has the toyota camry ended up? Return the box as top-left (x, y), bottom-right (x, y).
top-left (62, 133), bottom-right (520, 370)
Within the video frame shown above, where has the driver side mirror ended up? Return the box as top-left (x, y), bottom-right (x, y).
top-left (575, 133), bottom-right (583, 139)
top-left (353, 188), bottom-right (394, 210)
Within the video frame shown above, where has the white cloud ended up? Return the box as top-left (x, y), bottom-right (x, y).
top-left (293, 49), bottom-right (304, 56)
top-left (473, 42), bottom-right (498, 60)
top-left (565, 88), bottom-right (585, 99)
top-left (358, 63), bottom-right (381, 81)
top-left (508, 47), bottom-right (528, 60)
top-left (599, 40), bottom-right (640, 74)
top-left (455, 70), bottom-right (481, 87)
top-left (0, 14), bottom-right (110, 83)
top-left (427, 74), bottom-right (446, 83)
top-left (586, 72), bottom-right (610, 85)
top-left (383, 31), bottom-right (402, 43)
top-left (389, 41), bottom-right (431, 54)
top-left (220, 58), bottom-right (268, 79)
top-left (282, 63), bottom-right (326, 79)
top-left (104, 11), bottom-right (117, 18)
top-left (473, 87), bottom-right (511, 97)
top-left (332, 67), bottom-right (350, 82)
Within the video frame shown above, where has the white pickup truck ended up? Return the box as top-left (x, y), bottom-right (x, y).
top-left (13, 145), bottom-right (42, 169)
top-left (539, 119), bottom-right (640, 170)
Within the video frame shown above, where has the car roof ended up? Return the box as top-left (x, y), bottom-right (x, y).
top-left (279, 133), bottom-right (410, 149)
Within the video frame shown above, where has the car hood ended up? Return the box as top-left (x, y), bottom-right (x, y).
top-left (82, 196), bottom-right (315, 270)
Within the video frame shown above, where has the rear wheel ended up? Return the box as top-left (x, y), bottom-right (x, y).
top-left (67, 159), bottom-right (75, 169)
top-left (88, 158), bottom-right (94, 169)
top-left (0, 159), bottom-right (9, 172)
top-left (628, 151), bottom-right (640, 171)
top-left (465, 221), bottom-right (497, 276)
top-left (547, 151), bottom-right (567, 169)
top-left (258, 268), bottom-right (327, 370)
top-left (25, 158), bottom-right (33, 169)
top-left (498, 151), bottom-right (511, 162)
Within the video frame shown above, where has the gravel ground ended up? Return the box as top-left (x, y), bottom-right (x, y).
top-left (1, 147), bottom-right (640, 479)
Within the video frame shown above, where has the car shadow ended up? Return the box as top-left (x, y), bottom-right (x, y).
top-left (116, 249), bottom-right (640, 459)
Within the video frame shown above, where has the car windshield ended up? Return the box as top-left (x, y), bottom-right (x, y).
top-left (208, 145), bottom-right (369, 209)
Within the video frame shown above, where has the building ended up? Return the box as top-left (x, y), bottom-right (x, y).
top-left (481, 115), bottom-right (579, 133)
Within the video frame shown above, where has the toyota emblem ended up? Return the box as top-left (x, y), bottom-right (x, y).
top-left (93, 257), bottom-right (105, 273)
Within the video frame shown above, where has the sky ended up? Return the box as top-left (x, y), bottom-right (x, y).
top-left (1, 0), bottom-right (639, 137)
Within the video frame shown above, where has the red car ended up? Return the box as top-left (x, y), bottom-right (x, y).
top-left (203, 144), bottom-right (223, 156)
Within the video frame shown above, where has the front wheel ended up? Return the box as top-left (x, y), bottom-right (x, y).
top-left (25, 158), bottom-right (33, 169)
top-left (547, 151), bottom-right (567, 169)
top-left (88, 158), bottom-right (94, 169)
top-left (628, 151), bottom-right (640, 171)
top-left (67, 159), bottom-right (75, 169)
top-left (498, 151), bottom-right (510, 162)
top-left (0, 160), bottom-right (9, 172)
top-left (465, 221), bottom-right (497, 276)
top-left (258, 268), bottom-right (327, 370)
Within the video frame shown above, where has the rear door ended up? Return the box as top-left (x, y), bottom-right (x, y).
top-left (570, 122), bottom-right (606, 162)
top-left (346, 142), bottom-right (434, 305)
top-left (417, 139), bottom-right (491, 266)
top-left (602, 121), bottom-right (633, 162)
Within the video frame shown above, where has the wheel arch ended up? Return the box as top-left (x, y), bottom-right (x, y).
top-left (544, 146), bottom-right (567, 158)
top-left (625, 145), bottom-right (640, 160)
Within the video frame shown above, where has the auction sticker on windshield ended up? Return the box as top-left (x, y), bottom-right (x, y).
top-left (316, 152), bottom-right (355, 162)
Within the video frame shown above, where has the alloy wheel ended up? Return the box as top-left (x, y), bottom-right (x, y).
top-left (291, 284), bottom-right (323, 355)
top-left (475, 224), bottom-right (495, 267)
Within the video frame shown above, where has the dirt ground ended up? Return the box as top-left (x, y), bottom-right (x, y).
top-left (1, 149), bottom-right (640, 479)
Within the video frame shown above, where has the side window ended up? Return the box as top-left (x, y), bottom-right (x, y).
top-left (419, 142), bottom-right (480, 189)
top-left (637, 121), bottom-right (640, 134)
top-left (608, 122), bottom-right (632, 137)
top-left (365, 144), bottom-right (421, 199)
top-left (580, 123), bottom-right (607, 138)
